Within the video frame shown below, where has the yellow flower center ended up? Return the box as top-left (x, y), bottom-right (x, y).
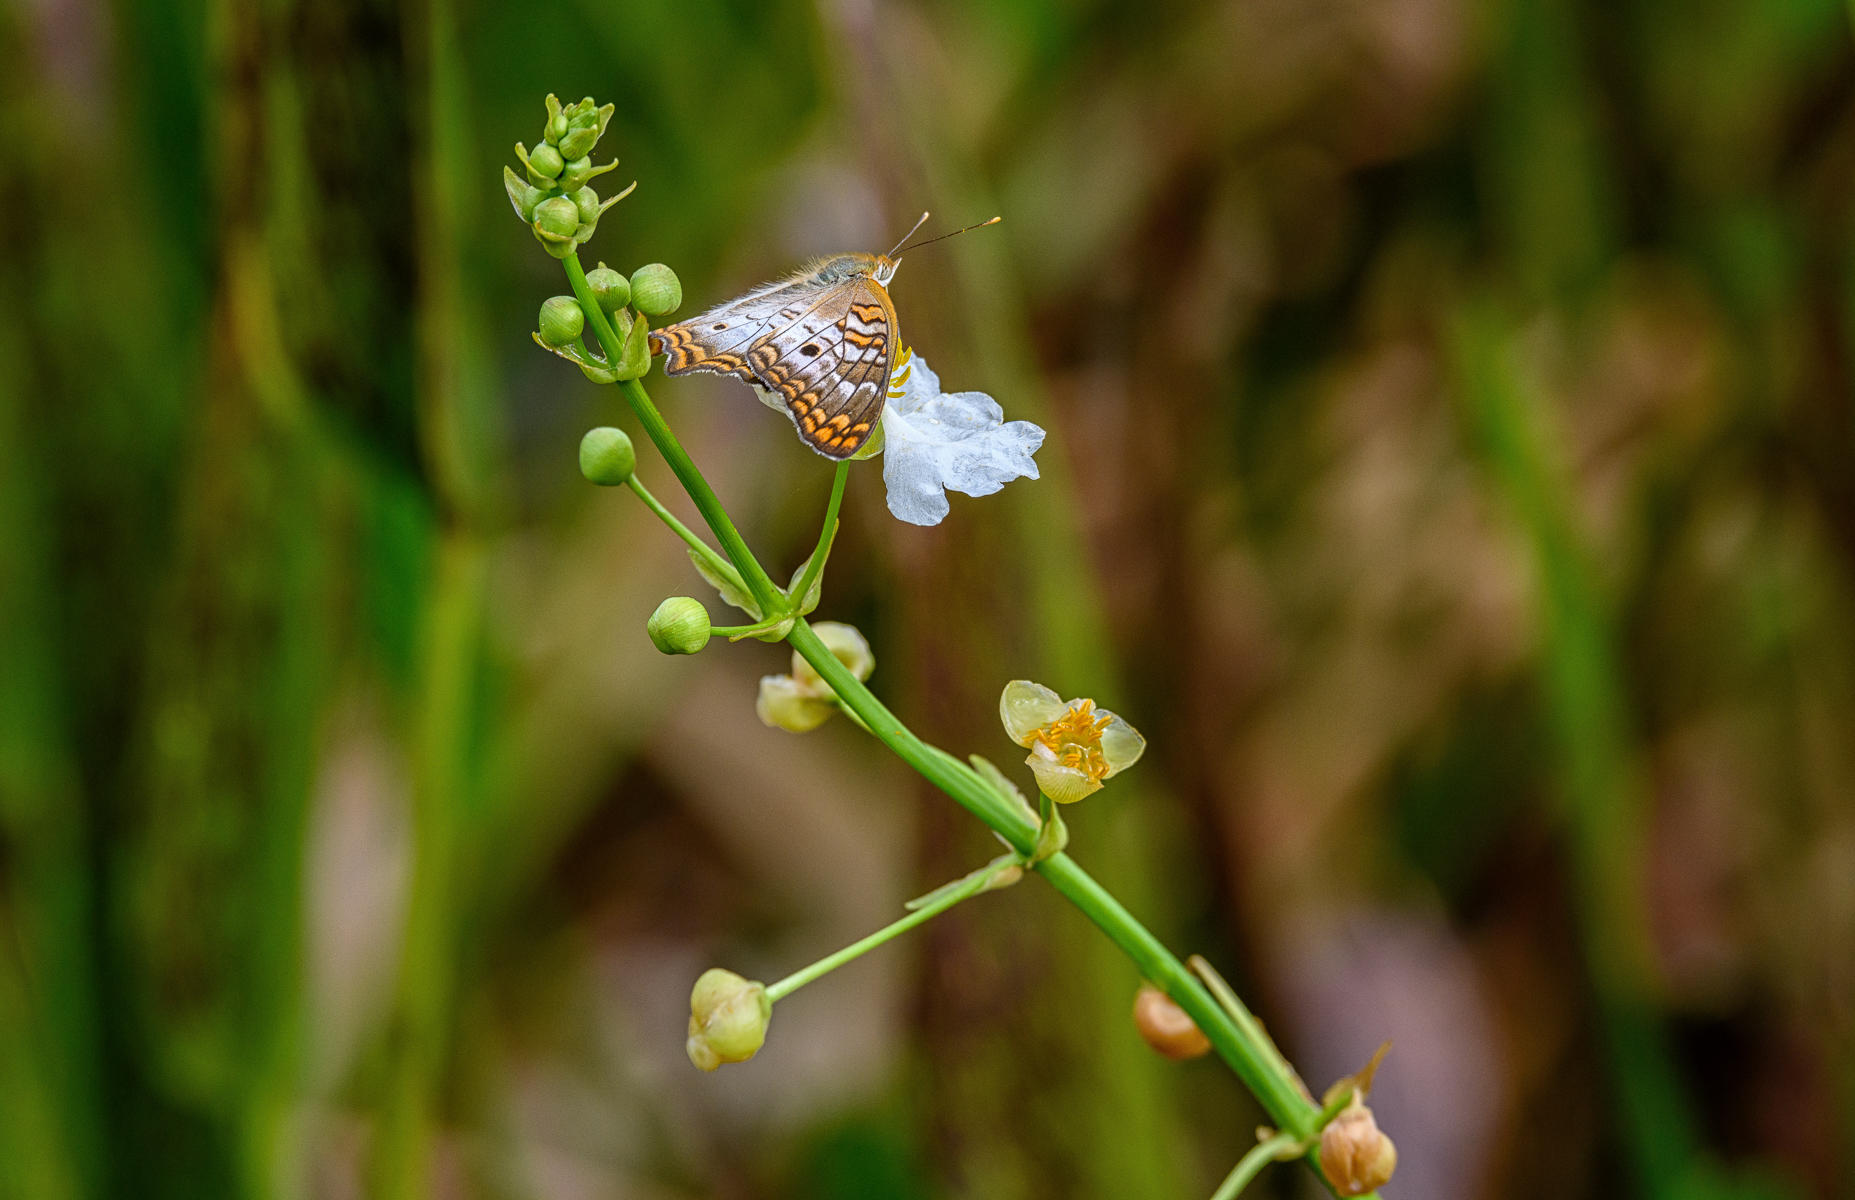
top-left (1032, 700), bottom-right (1115, 783)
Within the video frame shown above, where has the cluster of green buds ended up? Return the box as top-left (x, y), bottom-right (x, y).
top-left (504, 94), bottom-right (635, 259)
top-left (533, 261), bottom-right (683, 384)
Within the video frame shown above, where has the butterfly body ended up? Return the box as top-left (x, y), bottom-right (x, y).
top-left (650, 253), bottom-right (900, 459)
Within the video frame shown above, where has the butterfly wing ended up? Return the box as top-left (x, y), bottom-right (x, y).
top-left (749, 277), bottom-right (894, 459)
top-left (650, 275), bottom-right (815, 384)
top-left (650, 270), bottom-right (896, 460)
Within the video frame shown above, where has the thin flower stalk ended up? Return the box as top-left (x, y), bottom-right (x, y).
top-left (789, 460), bottom-right (848, 610)
top-left (766, 854), bottom-right (1017, 1003)
top-left (1210, 1131), bottom-right (1303, 1200)
top-left (563, 253), bottom-right (783, 615)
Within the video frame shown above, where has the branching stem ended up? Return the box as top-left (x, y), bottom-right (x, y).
top-left (766, 856), bottom-right (1007, 1002)
top-left (564, 254), bottom-right (783, 615)
top-left (623, 473), bottom-right (738, 587)
top-left (1210, 1131), bottom-right (1304, 1200)
top-left (558, 251), bottom-right (1374, 1199)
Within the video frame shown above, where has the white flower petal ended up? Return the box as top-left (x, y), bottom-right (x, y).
top-left (1000, 680), bottom-right (1068, 746)
top-left (878, 353), bottom-right (1044, 526)
top-left (1096, 710), bottom-right (1146, 777)
top-left (1026, 743), bottom-right (1103, 805)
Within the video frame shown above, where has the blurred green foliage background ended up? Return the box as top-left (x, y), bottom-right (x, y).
top-left (4, 0), bottom-right (1854, 1197)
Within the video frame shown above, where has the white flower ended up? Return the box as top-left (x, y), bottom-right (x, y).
top-left (752, 347), bottom-right (1043, 526)
top-left (877, 350), bottom-right (1044, 526)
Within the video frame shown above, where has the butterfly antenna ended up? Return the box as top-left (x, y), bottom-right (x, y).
top-left (884, 212), bottom-right (932, 259)
top-left (894, 215), bottom-right (1002, 257)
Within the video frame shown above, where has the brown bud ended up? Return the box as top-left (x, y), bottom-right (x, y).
top-left (1318, 1099), bottom-right (1397, 1195)
top-left (1132, 984), bottom-right (1211, 1061)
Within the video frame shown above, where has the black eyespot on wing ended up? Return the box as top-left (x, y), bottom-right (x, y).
top-left (712, 323), bottom-right (727, 331)
top-left (801, 343), bottom-right (822, 357)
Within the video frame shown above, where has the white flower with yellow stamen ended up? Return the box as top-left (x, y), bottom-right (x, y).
top-left (876, 348), bottom-right (1045, 526)
top-left (999, 680), bottom-right (1146, 804)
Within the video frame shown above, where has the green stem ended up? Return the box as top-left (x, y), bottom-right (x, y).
top-left (766, 857), bottom-right (1003, 1002)
top-left (783, 618), bottom-right (1334, 1155)
top-left (789, 459), bottom-right (849, 609)
top-left (623, 473), bottom-right (740, 590)
top-left (1034, 856), bottom-right (1316, 1141)
top-left (562, 254), bottom-right (783, 615)
top-left (1209, 1131), bottom-right (1302, 1200)
top-left (1191, 956), bottom-right (1307, 1104)
top-left (787, 620), bottom-right (1022, 836)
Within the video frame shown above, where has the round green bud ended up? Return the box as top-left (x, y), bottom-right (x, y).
top-left (647, 597), bottom-right (711, 655)
top-left (528, 142), bottom-right (564, 179)
top-left (537, 296), bottom-right (585, 347)
top-left (558, 126), bottom-right (598, 160)
top-left (532, 195), bottom-right (580, 240)
top-left (686, 968), bottom-right (771, 1071)
top-left (558, 155), bottom-right (593, 190)
top-left (546, 112), bottom-right (569, 145)
top-left (572, 186), bottom-right (602, 225)
top-left (578, 426), bottom-right (636, 485)
top-left (584, 264), bottom-right (631, 313)
top-left (629, 263), bottom-right (683, 316)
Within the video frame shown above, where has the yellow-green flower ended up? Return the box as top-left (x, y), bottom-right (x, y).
top-left (999, 680), bottom-right (1145, 804)
top-left (756, 622), bottom-right (873, 733)
top-left (685, 968), bottom-right (771, 1071)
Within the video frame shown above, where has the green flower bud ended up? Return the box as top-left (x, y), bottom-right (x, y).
top-left (537, 296), bottom-right (585, 347)
top-left (648, 597), bottom-right (711, 655)
top-left (685, 968), bottom-right (771, 1071)
top-left (558, 155), bottom-right (594, 190)
top-left (558, 126), bottom-right (599, 160)
top-left (572, 186), bottom-right (602, 225)
top-left (554, 98), bottom-right (617, 163)
top-left (585, 264), bottom-right (631, 313)
top-left (528, 142), bottom-right (564, 180)
top-left (546, 111), bottom-right (569, 145)
top-left (630, 263), bottom-right (683, 316)
top-left (578, 427), bottom-right (636, 485)
top-left (533, 195), bottom-right (580, 241)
